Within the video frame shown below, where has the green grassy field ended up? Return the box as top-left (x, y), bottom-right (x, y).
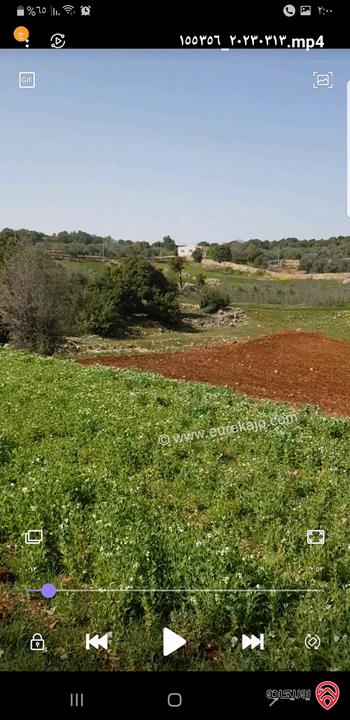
top-left (62, 256), bottom-right (350, 304)
top-left (62, 259), bottom-right (109, 275)
top-left (0, 350), bottom-right (349, 671)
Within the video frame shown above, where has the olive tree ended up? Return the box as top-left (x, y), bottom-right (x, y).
top-left (0, 243), bottom-right (68, 354)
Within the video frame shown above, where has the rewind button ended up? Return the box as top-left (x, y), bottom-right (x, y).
top-left (85, 632), bottom-right (111, 650)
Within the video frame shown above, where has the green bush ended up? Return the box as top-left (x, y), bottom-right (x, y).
top-left (84, 255), bottom-right (180, 335)
top-left (83, 270), bottom-right (120, 336)
top-left (192, 247), bottom-right (203, 263)
top-left (199, 286), bottom-right (230, 313)
top-left (196, 273), bottom-right (206, 288)
top-left (207, 244), bottom-right (232, 263)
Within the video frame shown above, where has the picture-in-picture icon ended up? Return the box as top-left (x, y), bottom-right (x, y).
top-left (24, 528), bottom-right (43, 545)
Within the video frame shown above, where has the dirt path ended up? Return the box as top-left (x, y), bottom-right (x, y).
top-left (78, 331), bottom-right (350, 416)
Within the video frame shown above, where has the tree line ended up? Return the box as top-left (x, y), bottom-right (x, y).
top-left (198, 236), bottom-right (350, 272)
top-left (2, 228), bottom-right (350, 273)
top-left (0, 229), bottom-right (177, 261)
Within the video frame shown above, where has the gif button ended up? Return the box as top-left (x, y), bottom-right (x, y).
top-left (167, 692), bottom-right (182, 708)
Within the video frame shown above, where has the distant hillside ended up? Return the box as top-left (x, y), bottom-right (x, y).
top-left (1, 228), bottom-right (350, 273)
top-left (0, 229), bottom-right (176, 261)
top-left (207, 236), bottom-right (350, 274)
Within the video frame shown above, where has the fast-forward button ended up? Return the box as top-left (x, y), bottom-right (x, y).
top-left (242, 633), bottom-right (265, 650)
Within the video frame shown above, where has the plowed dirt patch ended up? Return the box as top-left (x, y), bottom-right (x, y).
top-left (78, 331), bottom-right (350, 416)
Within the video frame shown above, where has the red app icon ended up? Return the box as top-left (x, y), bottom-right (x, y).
top-left (315, 681), bottom-right (340, 710)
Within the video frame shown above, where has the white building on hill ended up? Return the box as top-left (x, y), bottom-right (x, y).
top-left (177, 244), bottom-right (203, 258)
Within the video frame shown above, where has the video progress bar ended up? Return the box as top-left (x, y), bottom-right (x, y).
top-left (27, 584), bottom-right (324, 598)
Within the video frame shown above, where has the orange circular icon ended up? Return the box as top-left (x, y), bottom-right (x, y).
top-left (14, 26), bottom-right (29, 42)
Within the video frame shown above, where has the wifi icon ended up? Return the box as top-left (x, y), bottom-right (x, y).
top-left (63, 4), bottom-right (75, 13)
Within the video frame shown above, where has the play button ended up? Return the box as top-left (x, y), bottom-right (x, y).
top-left (163, 627), bottom-right (187, 656)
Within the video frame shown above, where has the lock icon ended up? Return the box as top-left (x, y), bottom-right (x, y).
top-left (30, 633), bottom-right (46, 651)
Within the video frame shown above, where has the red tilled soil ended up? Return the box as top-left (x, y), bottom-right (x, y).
top-left (78, 331), bottom-right (350, 416)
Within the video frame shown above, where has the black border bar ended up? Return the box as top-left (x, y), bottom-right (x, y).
top-left (0, 2), bottom-right (348, 49)
top-left (1, 671), bottom-right (349, 717)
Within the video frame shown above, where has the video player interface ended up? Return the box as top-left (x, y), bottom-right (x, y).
top-left (0, 2), bottom-right (348, 715)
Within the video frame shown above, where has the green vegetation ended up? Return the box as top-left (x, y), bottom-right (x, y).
top-left (207, 243), bottom-right (233, 263)
top-left (83, 255), bottom-right (180, 336)
top-left (3, 227), bottom-right (350, 273)
top-left (191, 247), bottom-right (203, 263)
top-left (169, 256), bottom-right (185, 288)
top-left (0, 351), bottom-right (349, 671)
top-left (66, 305), bottom-right (350, 358)
top-left (1, 240), bottom-right (350, 359)
top-left (0, 248), bottom-right (180, 353)
top-left (223, 278), bottom-right (350, 307)
top-left (174, 262), bottom-right (350, 308)
top-left (203, 236), bottom-right (350, 272)
top-left (1, 230), bottom-right (349, 674)
top-left (0, 244), bottom-right (69, 354)
top-left (62, 259), bottom-right (109, 276)
top-left (228, 236), bottom-right (350, 272)
top-left (199, 286), bottom-right (230, 314)
top-left (0, 229), bottom-right (177, 261)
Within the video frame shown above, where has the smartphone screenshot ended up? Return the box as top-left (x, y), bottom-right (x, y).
top-left (0, 2), bottom-right (348, 716)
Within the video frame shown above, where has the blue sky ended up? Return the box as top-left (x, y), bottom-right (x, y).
top-left (0, 49), bottom-right (348, 244)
